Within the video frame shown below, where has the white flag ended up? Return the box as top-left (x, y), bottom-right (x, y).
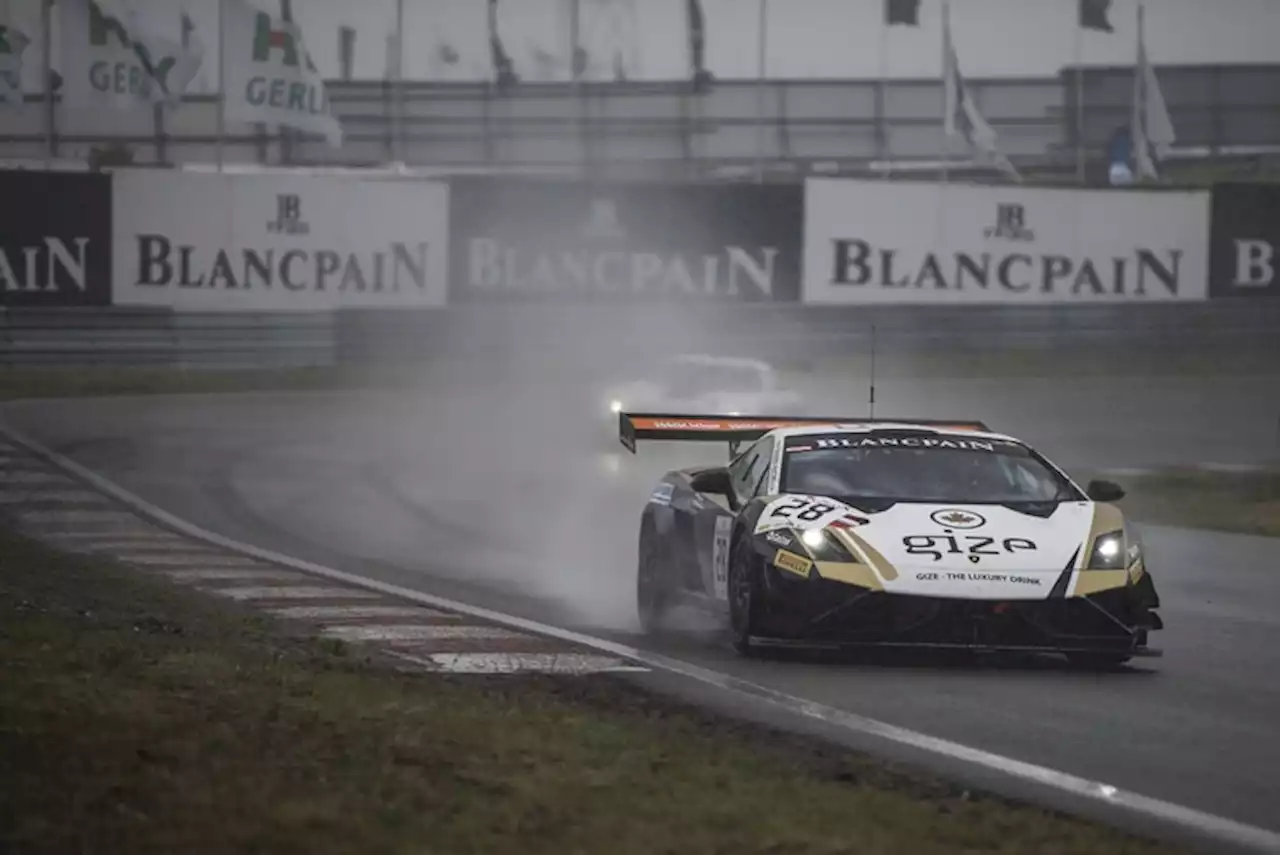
top-left (529, 44), bottom-right (559, 81)
top-left (942, 3), bottom-right (1020, 182)
top-left (222, 0), bottom-right (343, 148)
top-left (384, 30), bottom-right (400, 82)
top-left (0, 21), bottom-right (31, 110)
top-left (1132, 4), bottom-right (1175, 181)
top-left (57, 0), bottom-right (203, 112)
top-left (180, 11), bottom-right (211, 95)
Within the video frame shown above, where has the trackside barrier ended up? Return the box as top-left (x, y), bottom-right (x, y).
top-left (4, 301), bottom-right (1280, 370)
top-left (0, 309), bottom-right (336, 369)
top-left (3, 170), bottom-right (1280, 369)
top-left (333, 300), bottom-right (1280, 365)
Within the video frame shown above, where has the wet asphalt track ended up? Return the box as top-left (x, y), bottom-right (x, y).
top-left (4, 369), bottom-right (1280, 835)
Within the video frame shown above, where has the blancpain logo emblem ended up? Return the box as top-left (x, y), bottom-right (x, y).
top-left (930, 509), bottom-right (986, 530)
top-left (983, 202), bottom-right (1035, 242)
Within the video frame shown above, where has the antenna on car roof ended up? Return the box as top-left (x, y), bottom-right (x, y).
top-left (868, 323), bottom-right (877, 420)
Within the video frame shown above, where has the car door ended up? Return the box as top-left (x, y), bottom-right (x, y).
top-left (691, 437), bottom-right (775, 603)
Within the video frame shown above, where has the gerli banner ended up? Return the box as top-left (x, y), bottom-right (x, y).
top-left (222, 0), bottom-right (342, 147)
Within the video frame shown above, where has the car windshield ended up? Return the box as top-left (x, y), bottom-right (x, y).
top-left (780, 433), bottom-right (1079, 505)
top-left (655, 360), bottom-right (766, 398)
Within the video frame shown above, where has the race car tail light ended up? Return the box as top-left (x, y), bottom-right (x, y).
top-left (1087, 530), bottom-right (1126, 570)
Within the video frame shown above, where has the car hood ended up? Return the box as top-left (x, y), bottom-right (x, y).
top-left (756, 495), bottom-right (1102, 600)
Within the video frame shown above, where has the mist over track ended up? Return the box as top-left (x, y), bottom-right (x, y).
top-left (7, 305), bottom-right (1280, 840)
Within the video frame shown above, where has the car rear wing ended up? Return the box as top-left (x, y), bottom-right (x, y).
top-left (618, 412), bottom-right (991, 456)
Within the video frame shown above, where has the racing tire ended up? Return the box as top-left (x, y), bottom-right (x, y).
top-left (1065, 652), bottom-right (1132, 669)
top-left (636, 521), bottom-right (671, 635)
top-left (728, 529), bottom-right (766, 656)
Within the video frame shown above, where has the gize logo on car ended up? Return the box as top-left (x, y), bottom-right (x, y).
top-left (902, 533), bottom-right (1038, 563)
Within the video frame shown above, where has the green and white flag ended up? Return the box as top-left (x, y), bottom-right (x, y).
top-left (0, 21), bottom-right (30, 110)
top-left (222, 0), bottom-right (343, 147)
top-left (58, 0), bottom-right (204, 111)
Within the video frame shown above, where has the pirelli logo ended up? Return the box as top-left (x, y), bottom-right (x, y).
top-left (774, 549), bottom-right (813, 577)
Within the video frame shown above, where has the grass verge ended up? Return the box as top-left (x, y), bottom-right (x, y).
top-left (0, 525), bottom-right (1185, 855)
top-left (1094, 469), bottom-right (1280, 538)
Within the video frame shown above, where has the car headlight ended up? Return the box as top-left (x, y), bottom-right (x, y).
top-left (1126, 528), bottom-right (1144, 566)
top-left (1087, 529), bottom-right (1140, 570)
top-left (609, 399), bottom-right (623, 414)
top-left (797, 527), bottom-right (854, 562)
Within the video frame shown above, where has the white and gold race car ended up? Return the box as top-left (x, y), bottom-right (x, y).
top-left (626, 413), bottom-right (1162, 667)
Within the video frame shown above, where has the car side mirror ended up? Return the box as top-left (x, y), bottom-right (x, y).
top-left (1086, 479), bottom-right (1126, 503)
top-left (689, 467), bottom-right (733, 498)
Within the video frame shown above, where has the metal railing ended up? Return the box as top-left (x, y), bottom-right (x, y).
top-left (0, 309), bottom-right (336, 369)
top-left (4, 64), bottom-right (1277, 182)
top-left (5, 302), bottom-right (1279, 371)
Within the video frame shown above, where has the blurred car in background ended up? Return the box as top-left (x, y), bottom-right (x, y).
top-left (601, 354), bottom-right (804, 434)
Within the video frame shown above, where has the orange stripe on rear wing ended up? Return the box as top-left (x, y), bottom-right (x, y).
top-left (618, 412), bottom-right (990, 454)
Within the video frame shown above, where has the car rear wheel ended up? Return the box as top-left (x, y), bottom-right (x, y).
top-left (637, 522), bottom-right (671, 635)
top-left (728, 531), bottom-right (764, 655)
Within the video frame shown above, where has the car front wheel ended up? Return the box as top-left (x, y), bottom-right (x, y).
top-left (728, 531), bottom-right (764, 655)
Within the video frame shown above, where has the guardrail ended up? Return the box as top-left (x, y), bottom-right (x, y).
top-left (339, 300), bottom-right (1280, 363)
top-left (0, 309), bottom-right (336, 369)
top-left (12, 64), bottom-right (1278, 179)
top-left (4, 302), bottom-right (1278, 371)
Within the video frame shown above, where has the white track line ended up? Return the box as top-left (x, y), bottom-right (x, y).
top-left (4, 420), bottom-right (1279, 854)
top-left (51, 529), bottom-right (184, 541)
top-left (1197, 462), bottom-right (1271, 473)
top-left (272, 605), bottom-right (454, 621)
top-left (60, 540), bottom-right (195, 552)
top-left (402, 652), bottom-right (651, 675)
top-left (17, 510), bottom-right (141, 525)
top-left (321, 624), bottom-right (525, 643)
top-left (210, 586), bottom-right (383, 602)
top-left (117, 553), bottom-right (263, 568)
top-left (0, 491), bottom-right (109, 504)
top-left (1, 471), bottom-right (71, 484)
top-left (162, 569), bottom-right (313, 583)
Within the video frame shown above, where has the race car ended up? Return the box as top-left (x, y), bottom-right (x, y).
top-left (624, 412), bottom-right (1162, 667)
top-left (601, 354), bottom-right (803, 429)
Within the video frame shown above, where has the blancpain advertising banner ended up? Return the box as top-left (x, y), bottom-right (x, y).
top-left (802, 179), bottom-right (1211, 304)
top-left (112, 171), bottom-right (448, 311)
